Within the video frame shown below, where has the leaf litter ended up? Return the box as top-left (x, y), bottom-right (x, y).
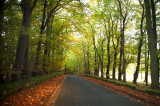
top-left (0, 75), bottom-right (65, 106)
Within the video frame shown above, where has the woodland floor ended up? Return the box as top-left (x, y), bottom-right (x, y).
top-left (80, 75), bottom-right (160, 106)
top-left (0, 75), bottom-right (160, 106)
top-left (0, 75), bottom-right (65, 106)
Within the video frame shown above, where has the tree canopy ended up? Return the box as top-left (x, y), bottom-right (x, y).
top-left (0, 0), bottom-right (160, 89)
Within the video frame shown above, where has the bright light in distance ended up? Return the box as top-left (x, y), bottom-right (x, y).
top-left (74, 32), bottom-right (81, 39)
top-left (81, 0), bottom-right (90, 4)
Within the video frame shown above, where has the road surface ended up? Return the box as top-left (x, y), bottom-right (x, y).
top-left (55, 75), bottom-right (143, 106)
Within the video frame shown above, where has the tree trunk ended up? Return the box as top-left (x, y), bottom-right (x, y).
top-left (43, 14), bottom-right (53, 67)
top-left (150, 0), bottom-right (159, 83)
top-left (100, 59), bottom-right (103, 78)
top-left (89, 22), bottom-right (103, 77)
top-left (82, 39), bottom-right (87, 74)
top-left (0, 0), bottom-right (5, 43)
top-left (14, 0), bottom-right (37, 80)
top-left (0, 0), bottom-right (5, 83)
top-left (112, 51), bottom-right (118, 80)
top-left (106, 38), bottom-right (110, 79)
top-left (133, 1), bottom-right (145, 84)
top-left (94, 51), bottom-right (99, 76)
top-left (145, 51), bottom-right (149, 86)
top-left (117, 0), bottom-right (127, 82)
top-left (133, 41), bottom-right (143, 84)
top-left (144, 0), bottom-right (159, 89)
top-left (118, 45), bottom-right (122, 81)
top-left (35, 0), bottom-right (47, 67)
top-left (23, 35), bottom-right (29, 78)
top-left (122, 18), bottom-right (127, 83)
top-left (14, 8), bottom-right (32, 79)
top-left (87, 41), bottom-right (90, 74)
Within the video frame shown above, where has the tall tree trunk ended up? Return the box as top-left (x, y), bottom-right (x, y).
top-left (82, 39), bottom-right (87, 74)
top-left (43, 13), bottom-right (53, 68)
top-left (145, 51), bottom-right (149, 86)
top-left (150, 0), bottom-right (159, 83)
top-left (106, 38), bottom-right (110, 79)
top-left (144, 0), bottom-right (159, 89)
top-left (87, 42), bottom-right (90, 74)
top-left (112, 31), bottom-right (119, 80)
top-left (101, 41), bottom-right (104, 78)
top-left (35, 0), bottom-right (47, 67)
top-left (0, 0), bottom-right (5, 42)
top-left (118, 45), bottom-right (122, 81)
top-left (112, 51), bottom-right (118, 80)
top-left (122, 18), bottom-right (127, 83)
top-left (0, 0), bottom-right (5, 83)
top-left (23, 35), bottom-right (29, 78)
top-left (117, 0), bottom-right (127, 83)
top-left (89, 22), bottom-right (103, 77)
top-left (0, 0), bottom-right (5, 44)
top-left (94, 51), bottom-right (99, 76)
top-left (100, 59), bottom-right (103, 78)
top-left (133, 0), bottom-right (145, 84)
top-left (35, 0), bottom-right (61, 67)
top-left (14, 0), bottom-right (37, 80)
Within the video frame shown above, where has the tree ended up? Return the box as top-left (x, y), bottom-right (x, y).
top-left (117, 0), bottom-right (128, 82)
top-left (144, 0), bottom-right (159, 89)
top-left (0, 0), bottom-right (5, 83)
top-left (35, 0), bottom-right (62, 67)
top-left (133, 0), bottom-right (145, 84)
top-left (14, 0), bottom-right (37, 80)
top-left (89, 22), bottom-right (104, 77)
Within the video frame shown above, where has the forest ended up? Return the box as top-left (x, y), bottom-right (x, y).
top-left (0, 0), bottom-right (160, 90)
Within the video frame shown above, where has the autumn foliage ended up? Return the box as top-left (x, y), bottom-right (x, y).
top-left (0, 75), bottom-right (65, 106)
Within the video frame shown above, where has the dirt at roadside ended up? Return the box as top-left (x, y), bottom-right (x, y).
top-left (0, 75), bottom-right (65, 106)
top-left (80, 75), bottom-right (160, 106)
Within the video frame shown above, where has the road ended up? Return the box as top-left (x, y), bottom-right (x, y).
top-left (55, 75), bottom-right (143, 106)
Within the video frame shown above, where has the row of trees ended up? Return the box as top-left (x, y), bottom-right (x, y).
top-left (0, 0), bottom-right (160, 89)
top-left (71, 0), bottom-right (160, 89)
top-left (0, 0), bottom-right (85, 83)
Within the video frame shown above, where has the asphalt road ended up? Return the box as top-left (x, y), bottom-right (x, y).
top-left (55, 75), bottom-right (143, 106)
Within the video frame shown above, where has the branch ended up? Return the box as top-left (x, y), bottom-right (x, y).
top-left (31, 0), bottom-right (37, 10)
top-left (44, 0), bottom-right (62, 28)
top-left (117, 0), bottom-right (124, 19)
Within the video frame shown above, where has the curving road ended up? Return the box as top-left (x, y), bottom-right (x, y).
top-left (55, 75), bottom-right (143, 106)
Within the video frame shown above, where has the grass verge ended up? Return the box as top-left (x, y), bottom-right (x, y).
top-left (84, 74), bottom-right (160, 96)
top-left (0, 72), bottom-right (64, 100)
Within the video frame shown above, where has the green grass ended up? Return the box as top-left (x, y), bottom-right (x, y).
top-left (84, 74), bottom-right (160, 96)
top-left (0, 71), bottom-right (64, 100)
top-left (146, 89), bottom-right (160, 96)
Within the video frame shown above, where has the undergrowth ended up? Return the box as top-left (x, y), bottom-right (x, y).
top-left (0, 71), bottom-right (64, 100)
